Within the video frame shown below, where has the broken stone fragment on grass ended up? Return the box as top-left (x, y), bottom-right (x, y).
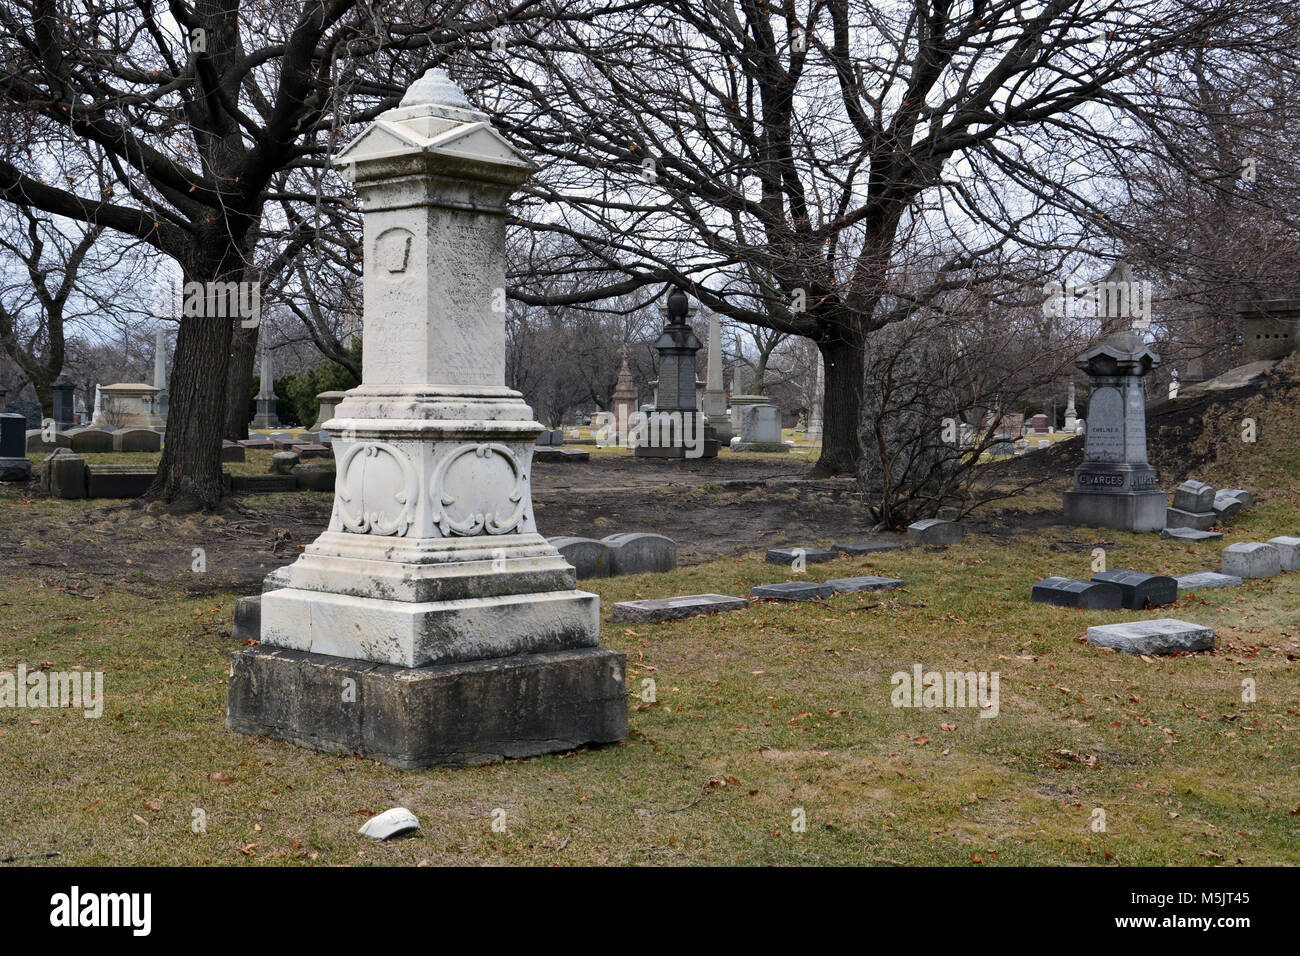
top-left (1161, 527), bottom-right (1222, 542)
top-left (764, 547), bottom-right (838, 566)
top-left (357, 807), bottom-right (420, 841)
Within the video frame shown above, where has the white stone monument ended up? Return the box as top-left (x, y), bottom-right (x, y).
top-left (153, 327), bottom-right (169, 425)
top-left (250, 347), bottom-right (279, 428)
top-left (701, 310), bottom-right (731, 443)
top-left (806, 351), bottom-right (823, 440)
top-left (227, 68), bottom-right (626, 768)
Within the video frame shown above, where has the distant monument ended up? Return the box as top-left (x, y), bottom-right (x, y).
top-left (92, 383), bottom-right (164, 429)
top-left (1237, 299), bottom-right (1300, 362)
top-left (806, 351), bottom-right (823, 440)
top-left (1062, 332), bottom-right (1164, 532)
top-left (227, 67), bottom-right (626, 768)
top-left (50, 375), bottom-right (75, 429)
top-left (611, 346), bottom-right (638, 443)
top-left (1064, 379), bottom-right (1079, 432)
top-left (250, 348), bottom-right (280, 428)
top-left (701, 310), bottom-right (731, 444)
top-left (153, 327), bottom-right (169, 423)
top-left (635, 287), bottom-right (719, 459)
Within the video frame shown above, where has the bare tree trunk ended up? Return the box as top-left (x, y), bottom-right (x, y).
top-left (149, 255), bottom-right (245, 509)
top-left (813, 335), bottom-right (862, 478)
top-left (225, 323), bottom-right (258, 441)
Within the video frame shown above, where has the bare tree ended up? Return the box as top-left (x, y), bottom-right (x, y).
top-left (0, 0), bottom-right (576, 508)
top-left (458, 0), bottom-right (1292, 477)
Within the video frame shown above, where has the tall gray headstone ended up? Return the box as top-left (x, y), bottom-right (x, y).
top-left (1062, 333), bottom-right (1164, 532)
top-left (250, 348), bottom-right (280, 428)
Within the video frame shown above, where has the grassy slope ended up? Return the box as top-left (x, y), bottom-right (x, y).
top-left (1, 381), bottom-right (1297, 866)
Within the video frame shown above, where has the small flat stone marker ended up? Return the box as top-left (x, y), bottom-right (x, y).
top-left (765, 547), bottom-right (839, 566)
top-left (750, 581), bottom-right (835, 601)
top-left (1030, 576), bottom-right (1123, 610)
top-left (611, 593), bottom-right (748, 623)
top-left (1221, 542), bottom-right (1281, 579)
top-left (1091, 569), bottom-right (1178, 609)
top-left (826, 576), bottom-right (904, 594)
top-left (1174, 571), bottom-right (1243, 591)
top-left (906, 519), bottom-right (964, 545)
top-left (833, 541), bottom-right (902, 555)
top-left (1266, 536), bottom-right (1300, 571)
top-left (1161, 527), bottom-right (1222, 542)
top-left (1086, 618), bottom-right (1214, 655)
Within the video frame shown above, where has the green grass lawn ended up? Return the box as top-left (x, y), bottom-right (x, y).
top-left (0, 497), bottom-right (1295, 865)
top-left (2, 379), bottom-right (1297, 866)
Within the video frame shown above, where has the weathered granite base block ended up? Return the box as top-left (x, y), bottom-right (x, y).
top-left (1063, 490), bottom-right (1166, 532)
top-left (260, 586), bottom-right (599, 667)
top-left (227, 645), bottom-right (628, 769)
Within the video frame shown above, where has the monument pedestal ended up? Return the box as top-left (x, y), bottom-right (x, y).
top-left (228, 645), bottom-right (627, 769)
top-left (1064, 488), bottom-right (1166, 532)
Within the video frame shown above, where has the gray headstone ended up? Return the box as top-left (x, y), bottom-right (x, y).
top-left (68, 428), bottom-right (114, 453)
top-left (1174, 571), bottom-right (1243, 591)
top-left (611, 594), bottom-right (748, 623)
top-left (26, 429), bottom-right (70, 452)
top-left (113, 428), bottom-right (161, 452)
top-left (1161, 527), bottom-right (1222, 542)
top-left (750, 581), bottom-right (835, 601)
top-left (740, 404), bottom-right (782, 444)
top-left (906, 519), bottom-right (964, 545)
top-left (221, 442), bottom-right (247, 463)
top-left (825, 576), bottom-right (904, 594)
top-left (1165, 507), bottom-right (1217, 531)
top-left (1212, 493), bottom-right (1244, 522)
top-left (833, 541), bottom-right (902, 555)
top-left (549, 536), bottom-right (613, 579)
top-left (1221, 542), bottom-right (1280, 579)
top-left (765, 547), bottom-right (839, 566)
top-left (601, 533), bottom-right (677, 575)
top-left (1030, 576), bottom-right (1123, 610)
top-left (1220, 488), bottom-right (1255, 509)
top-left (1172, 480), bottom-right (1215, 513)
top-left (269, 451), bottom-right (300, 475)
top-left (1091, 569), bottom-right (1178, 609)
top-left (1086, 618), bottom-right (1214, 655)
top-left (1266, 536), bottom-right (1300, 571)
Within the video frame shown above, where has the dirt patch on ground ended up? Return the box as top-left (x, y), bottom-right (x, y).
top-left (0, 453), bottom-right (896, 592)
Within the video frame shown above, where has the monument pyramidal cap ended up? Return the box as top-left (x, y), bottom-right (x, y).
top-left (227, 67), bottom-right (627, 769)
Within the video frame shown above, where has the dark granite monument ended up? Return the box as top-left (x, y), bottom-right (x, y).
top-left (1062, 333), bottom-right (1165, 532)
top-left (0, 412), bottom-right (32, 481)
top-left (634, 286), bottom-right (719, 459)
